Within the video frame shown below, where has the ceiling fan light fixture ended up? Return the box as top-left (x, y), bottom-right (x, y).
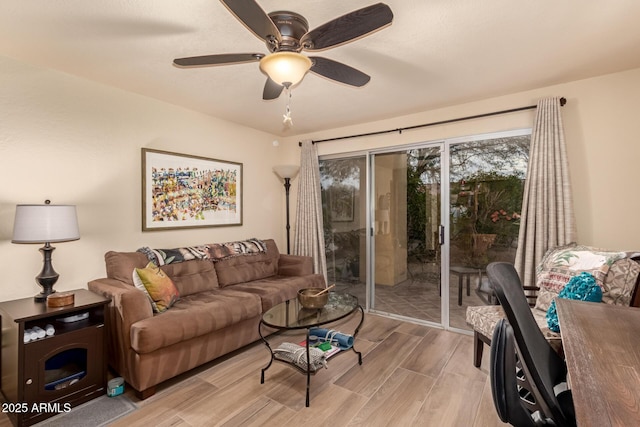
top-left (259, 52), bottom-right (312, 87)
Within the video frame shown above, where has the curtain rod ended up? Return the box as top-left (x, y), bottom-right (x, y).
top-left (300, 97), bottom-right (566, 145)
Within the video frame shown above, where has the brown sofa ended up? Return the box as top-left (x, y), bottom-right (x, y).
top-left (88, 239), bottom-right (324, 399)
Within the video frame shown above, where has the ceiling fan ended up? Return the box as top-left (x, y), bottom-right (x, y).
top-left (173, 0), bottom-right (394, 100)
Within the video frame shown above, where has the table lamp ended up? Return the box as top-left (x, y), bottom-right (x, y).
top-left (12, 201), bottom-right (80, 301)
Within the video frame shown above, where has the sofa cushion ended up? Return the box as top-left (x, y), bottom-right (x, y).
top-left (535, 244), bottom-right (627, 311)
top-left (205, 238), bottom-right (268, 260)
top-left (133, 262), bottom-right (180, 313)
top-left (130, 289), bottom-right (262, 354)
top-left (214, 239), bottom-right (280, 287)
top-left (601, 257), bottom-right (640, 306)
top-left (230, 273), bottom-right (325, 312)
top-left (105, 251), bottom-right (149, 286)
top-left (160, 259), bottom-right (219, 296)
top-left (466, 304), bottom-right (562, 353)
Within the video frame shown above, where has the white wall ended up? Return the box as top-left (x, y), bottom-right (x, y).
top-left (3, 54), bottom-right (639, 302)
top-left (283, 68), bottom-right (640, 252)
top-left (0, 56), bottom-right (288, 301)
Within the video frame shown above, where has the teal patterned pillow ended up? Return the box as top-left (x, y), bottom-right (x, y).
top-left (546, 272), bottom-right (602, 333)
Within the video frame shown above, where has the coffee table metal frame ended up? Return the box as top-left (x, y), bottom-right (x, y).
top-left (258, 292), bottom-right (364, 407)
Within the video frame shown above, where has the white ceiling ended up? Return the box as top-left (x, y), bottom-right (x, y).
top-left (2, 1), bottom-right (640, 137)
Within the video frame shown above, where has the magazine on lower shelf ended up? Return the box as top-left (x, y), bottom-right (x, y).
top-left (298, 340), bottom-right (341, 359)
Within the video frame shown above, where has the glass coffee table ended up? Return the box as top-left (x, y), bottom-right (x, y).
top-left (259, 292), bottom-right (364, 407)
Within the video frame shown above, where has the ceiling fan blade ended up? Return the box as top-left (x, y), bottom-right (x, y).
top-left (220, 0), bottom-right (282, 45)
top-left (301, 3), bottom-right (393, 51)
top-left (263, 78), bottom-right (284, 100)
top-left (173, 53), bottom-right (264, 67)
top-left (309, 57), bottom-right (371, 87)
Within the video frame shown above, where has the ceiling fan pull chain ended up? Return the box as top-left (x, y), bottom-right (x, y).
top-left (283, 86), bottom-right (293, 127)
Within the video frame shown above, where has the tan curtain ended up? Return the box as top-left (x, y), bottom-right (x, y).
top-left (514, 97), bottom-right (577, 287)
top-left (293, 140), bottom-right (328, 280)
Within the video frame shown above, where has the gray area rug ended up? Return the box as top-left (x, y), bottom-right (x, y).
top-left (35, 395), bottom-right (137, 427)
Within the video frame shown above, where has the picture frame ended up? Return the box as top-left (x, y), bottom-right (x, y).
top-left (329, 185), bottom-right (355, 222)
top-left (142, 148), bottom-right (242, 231)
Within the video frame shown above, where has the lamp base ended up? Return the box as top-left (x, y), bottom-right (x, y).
top-left (35, 243), bottom-right (59, 303)
top-left (34, 290), bottom-right (56, 303)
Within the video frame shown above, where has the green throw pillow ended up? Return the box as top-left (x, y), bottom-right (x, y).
top-left (133, 262), bottom-right (180, 313)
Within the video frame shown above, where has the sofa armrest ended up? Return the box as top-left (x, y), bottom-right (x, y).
top-left (88, 278), bottom-right (153, 379)
top-left (278, 254), bottom-right (313, 276)
top-left (88, 278), bottom-right (152, 324)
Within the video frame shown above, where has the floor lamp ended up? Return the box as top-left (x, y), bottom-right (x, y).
top-left (273, 165), bottom-right (300, 254)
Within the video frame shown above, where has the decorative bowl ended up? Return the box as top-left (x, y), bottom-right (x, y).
top-left (297, 288), bottom-right (329, 309)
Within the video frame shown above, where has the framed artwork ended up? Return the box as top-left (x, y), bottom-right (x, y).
top-left (142, 148), bottom-right (242, 231)
top-left (329, 185), bottom-right (355, 222)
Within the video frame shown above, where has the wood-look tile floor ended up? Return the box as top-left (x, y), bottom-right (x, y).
top-left (105, 314), bottom-right (507, 427)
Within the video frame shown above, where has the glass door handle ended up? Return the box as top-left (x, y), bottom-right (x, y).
top-left (439, 225), bottom-right (445, 245)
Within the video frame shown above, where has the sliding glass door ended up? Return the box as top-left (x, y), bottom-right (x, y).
top-left (320, 156), bottom-right (367, 304)
top-left (371, 146), bottom-right (442, 324)
top-left (447, 132), bottom-right (530, 330)
top-left (319, 129), bottom-right (530, 330)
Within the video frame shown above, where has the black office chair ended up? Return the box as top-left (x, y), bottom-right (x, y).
top-left (487, 262), bottom-right (576, 427)
top-left (491, 318), bottom-right (555, 426)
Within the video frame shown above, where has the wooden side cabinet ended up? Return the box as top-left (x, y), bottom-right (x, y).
top-left (0, 289), bottom-right (110, 426)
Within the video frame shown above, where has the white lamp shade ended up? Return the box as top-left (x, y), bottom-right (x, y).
top-left (259, 52), bottom-right (312, 87)
top-left (12, 204), bottom-right (80, 243)
top-left (273, 165), bottom-right (300, 180)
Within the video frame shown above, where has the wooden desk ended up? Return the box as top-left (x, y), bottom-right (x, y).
top-left (556, 299), bottom-right (640, 427)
